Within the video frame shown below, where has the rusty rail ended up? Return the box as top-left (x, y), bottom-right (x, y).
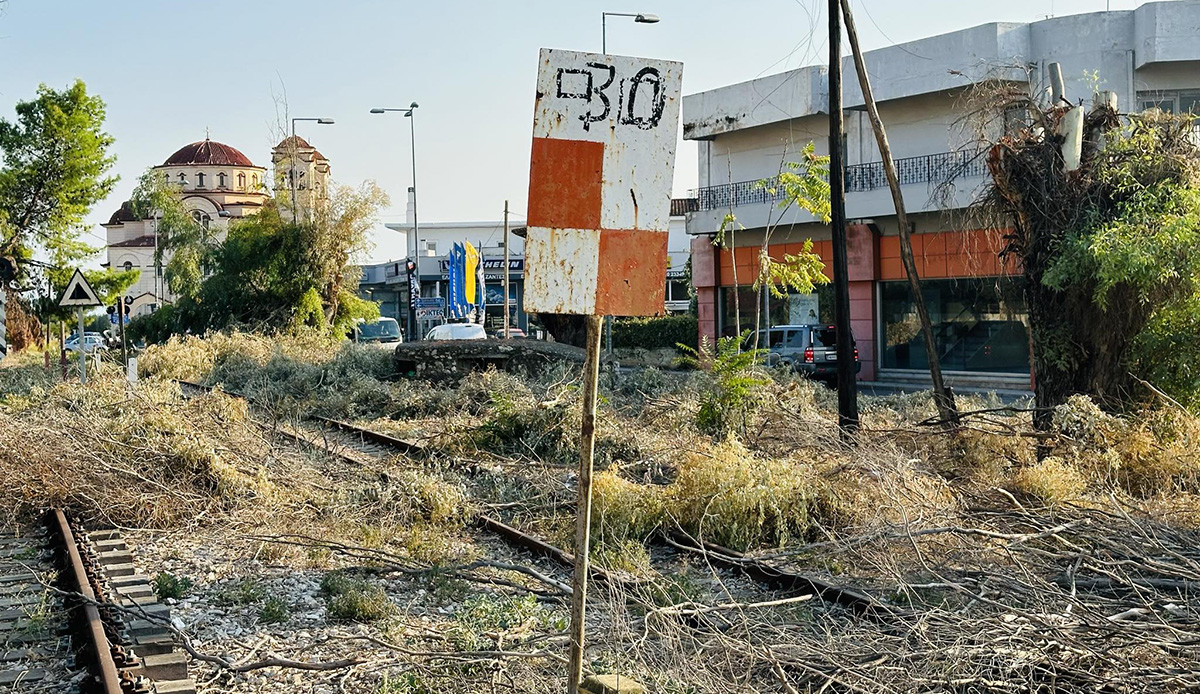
top-left (50, 509), bottom-right (123, 694)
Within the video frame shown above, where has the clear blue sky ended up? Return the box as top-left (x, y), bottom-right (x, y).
top-left (0, 0), bottom-right (1144, 264)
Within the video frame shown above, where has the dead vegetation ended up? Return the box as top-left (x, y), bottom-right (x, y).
top-left (4, 332), bottom-right (1200, 691)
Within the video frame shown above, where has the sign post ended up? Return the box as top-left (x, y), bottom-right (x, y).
top-left (523, 47), bottom-right (681, 693)
top-left (58, 269), bottom-right (103, 384)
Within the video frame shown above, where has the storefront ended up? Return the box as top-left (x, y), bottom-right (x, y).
top-left (693, 225), bottom-right (1030, 384)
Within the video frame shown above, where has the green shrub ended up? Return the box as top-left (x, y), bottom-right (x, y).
top-left (152, 572), bottom-right (193, 600)
top-left (612, 315), bottom-right (698, 352)
top-left (258, 596), bottom-right (290, 624)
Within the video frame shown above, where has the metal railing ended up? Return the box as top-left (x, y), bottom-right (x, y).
top-left (692, 148), bottom-right (989, 211)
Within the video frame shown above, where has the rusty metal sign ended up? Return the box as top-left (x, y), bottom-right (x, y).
top-left (524, 48), bottom-right (683, 316)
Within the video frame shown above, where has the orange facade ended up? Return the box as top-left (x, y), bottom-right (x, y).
top-left (716, 229), bottom-right (1014, 286)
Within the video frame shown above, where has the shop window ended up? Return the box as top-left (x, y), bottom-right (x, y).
top-left (879, 277), bottom-right (1029, 374)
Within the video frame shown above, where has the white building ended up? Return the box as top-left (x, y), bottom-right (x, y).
top-left (103, 139), bottom-right (268, 316)
top-left (104, 135), bottom-right (332, 317)
top-left (683, 0), bottom-right (1200, 385)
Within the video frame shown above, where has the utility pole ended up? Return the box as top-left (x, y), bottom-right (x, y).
top-left (828, 0), bottom-right (859, 432)
top-left (840, 0), bottom-right (957, 426)
top-left (503, 200), bottom-right (510, 338)
top-left (117, 299), bottom-right (129, 368)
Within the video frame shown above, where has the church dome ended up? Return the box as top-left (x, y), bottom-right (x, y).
top-left (163, 139), bottom-right (256, 167)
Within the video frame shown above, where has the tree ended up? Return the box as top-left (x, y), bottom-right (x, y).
top-left (980, 98), bottom-right (1200, 419)
top-left (0, 81), bottom-right (117, 276)
top-left (132, 182), bottom-right (388, 340)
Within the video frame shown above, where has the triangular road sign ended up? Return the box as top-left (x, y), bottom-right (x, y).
top-left (59, 269), bottom-right (103, 308)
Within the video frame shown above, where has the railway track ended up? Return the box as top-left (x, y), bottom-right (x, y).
top-left (176, 378), bottom-right (896, 620)
top-left (1, 511), bottom-right (195, 694)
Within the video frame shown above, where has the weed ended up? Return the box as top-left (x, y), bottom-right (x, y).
top-left (1011, 456), bottom-right (1087, 504)
top-left (213, 577), bottom-right (264, 606)
top-left (377, 673), bottom-right (435, 694)
top-left (258, 597), bottom-right (290, 624)
top-left (450, 593), bottom-right (565, 650)
top-left (321, 571), bottom-right (394, 622)
top-left (152, 572), bottom-right (193, 600)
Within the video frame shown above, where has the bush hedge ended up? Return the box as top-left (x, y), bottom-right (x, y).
top-left (612, 315), bottom-right (697, 351)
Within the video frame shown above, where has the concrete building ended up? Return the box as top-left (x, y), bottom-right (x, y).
top-left (362, 198), bottom-right (694, 338)
top-left (103, 139), bottom-right (268, 317)
top-left (684, 0), bottom-right (1200, 387)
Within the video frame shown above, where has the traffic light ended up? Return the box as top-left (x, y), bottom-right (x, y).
top-left (405, 258), bottom-right (417, 275)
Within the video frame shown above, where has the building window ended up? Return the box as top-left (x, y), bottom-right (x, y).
top-left (423, 240), bottom-right (438, 256)
top-left (879, 277), bottom-right (1029, 374)
top-left (237, 172), bottom-right (246, 190)
top-left (1137, 90), bottom-right (1200, 118)
top-left (178, 172), bottom-right (187, 186)
top-left (218, 172), bottom-right (227, 188)
top-left (252, 173), bottom-right (259, 188)
top-left (191, 210), bottom-right (211, 228)
top-left (196, 172), bottom-right (206, 188)
top-left (718, 285), bottom-right (833, 338)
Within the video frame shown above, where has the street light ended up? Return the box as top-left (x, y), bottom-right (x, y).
top-left (289, 117), bottom-right (335, 219)
top-left (601, 11), bottom-right (659, 54)
top-left (370, 102), bottom-right (422, 339)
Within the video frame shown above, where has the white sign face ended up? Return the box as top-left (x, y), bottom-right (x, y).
top-left (59, 269), bottom-right (103, 308)
top-left (524, 48), bottom-right (682, 316)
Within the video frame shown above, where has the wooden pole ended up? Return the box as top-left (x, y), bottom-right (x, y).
top-left (828, 0), bottom-right (859, 432)
top-left (59, 321), bottom-right (66, 380)
top-left (840, 0), bottom-right (958, 426)
top-left (567, 313), bottom-right (603, 694)
top-left (77, 307), bottom-right (86, 385)
top-left (503, 201), bottom-right (510, 338)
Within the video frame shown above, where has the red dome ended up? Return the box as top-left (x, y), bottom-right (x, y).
top-left (162, 139), bottom-right (255, 167)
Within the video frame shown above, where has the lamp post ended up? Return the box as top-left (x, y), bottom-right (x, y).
top-left (370, 103), bottom-right (421, 339)
top-left (601, 11), bottom-right (659, 54)
top-left (599, 11), bottom-right (659, 363)
top-left (288, 117), bottom-right (335, 221)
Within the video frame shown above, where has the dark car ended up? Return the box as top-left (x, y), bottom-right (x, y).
top-left (754, 324), bottom-right (860, 382)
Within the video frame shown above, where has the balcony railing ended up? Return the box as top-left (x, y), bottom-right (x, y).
top-left (692, 148), bottom-right (990, 212)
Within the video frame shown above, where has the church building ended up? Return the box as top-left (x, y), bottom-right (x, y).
top-left (104, 135), bottom-right (330, 317)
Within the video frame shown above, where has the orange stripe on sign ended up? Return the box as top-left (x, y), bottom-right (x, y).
top-left (594, 229), bottom-right (669, 316)
top-left (527, 137), bottom-right (604, 230)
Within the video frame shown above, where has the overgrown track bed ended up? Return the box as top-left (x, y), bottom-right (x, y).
top-left (2, 511), bottom-right (196, 694)
top-left (175, 379), bottom-right (888, 618)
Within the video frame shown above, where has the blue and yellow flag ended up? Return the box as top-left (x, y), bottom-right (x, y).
top-left (463, 242), bottom-right (480, 309)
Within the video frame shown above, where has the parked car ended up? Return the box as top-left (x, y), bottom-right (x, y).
top-left (64, 333), bottom-right (107, 354)
top-left (755, 324), bottom-right (859, 382)
top-left (351, 317), bottom-right (403, 347)
top-left (490, 327), bottom-right (527, 339)
top-left (425, 323), bottom-right (488, 341)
